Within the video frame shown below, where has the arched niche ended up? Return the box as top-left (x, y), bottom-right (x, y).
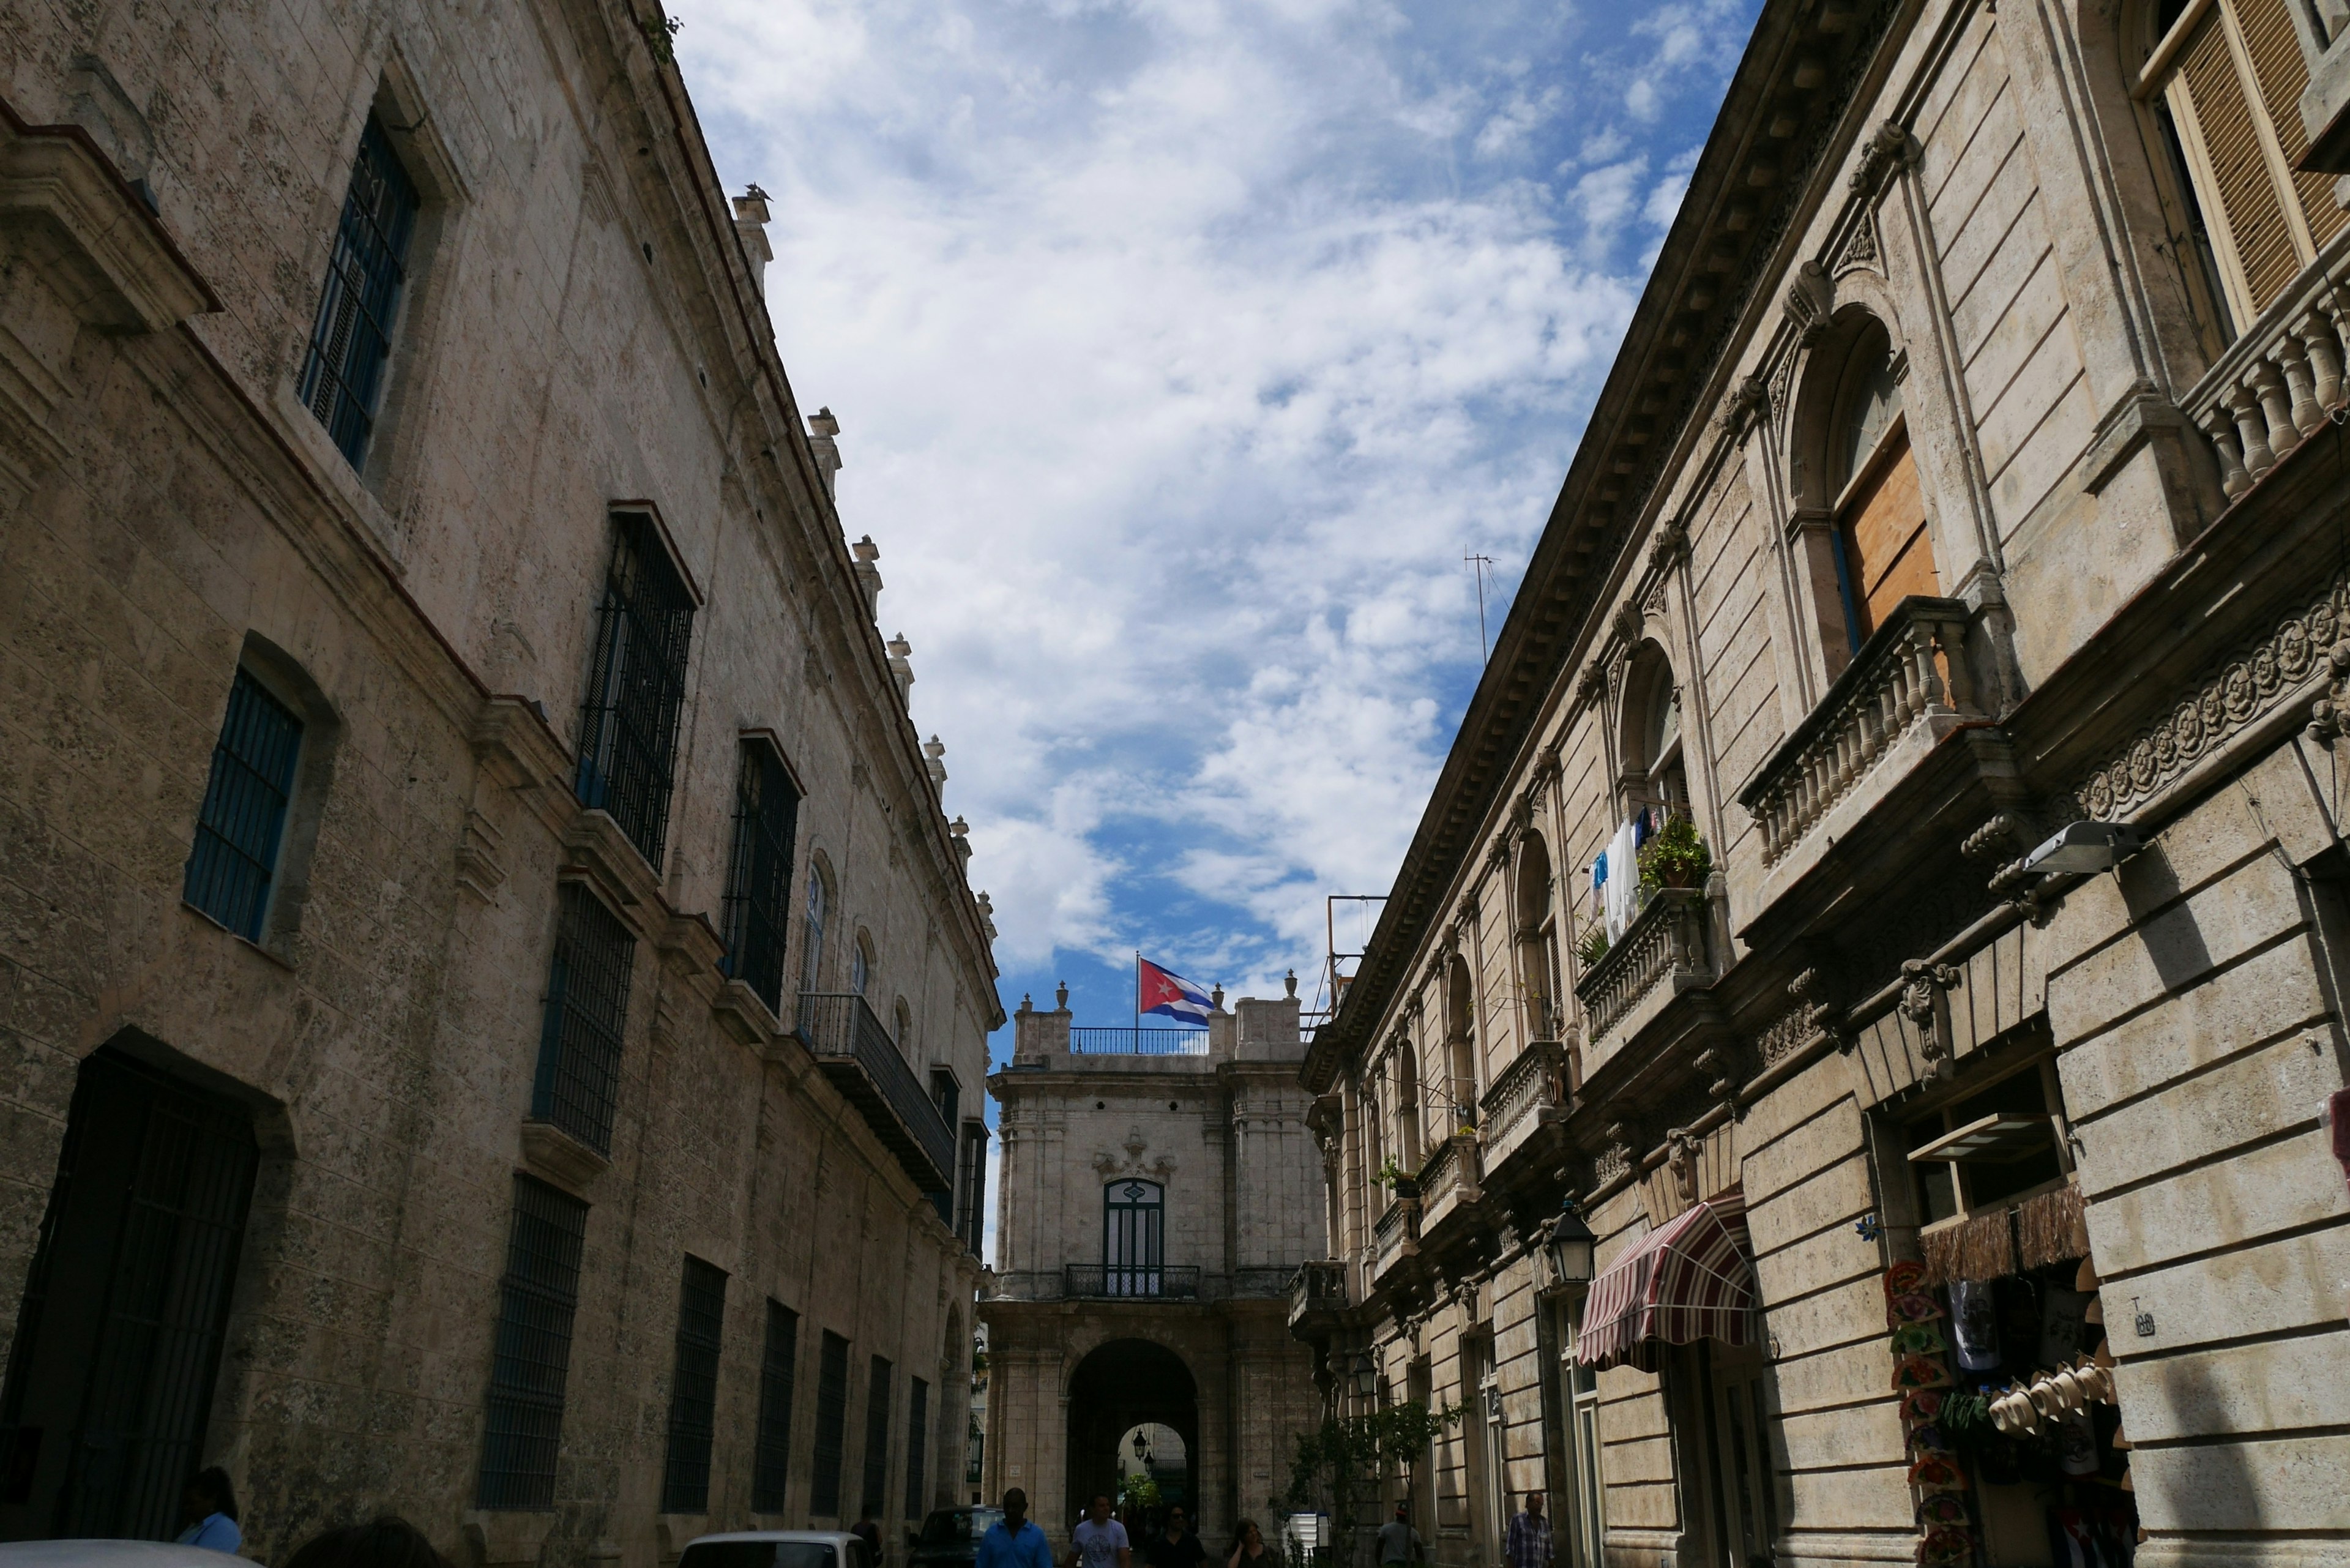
top-left (1513, 832), bottom-right (1563, 1042)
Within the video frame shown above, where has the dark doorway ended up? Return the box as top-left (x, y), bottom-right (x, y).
top-left (0, 1047), bottom-right (259, 1540)
top-left (1065, 1340), bottom-right (1196, 1534)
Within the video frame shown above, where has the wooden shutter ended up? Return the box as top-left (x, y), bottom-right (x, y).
top-left (2173, 7), bottom-right (2305, 312)
top-left (2233, 0), bottom-right (2348, 248)
top-left (1837, 432), bottom-right (1939, 641)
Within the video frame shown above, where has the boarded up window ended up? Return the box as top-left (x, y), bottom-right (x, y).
top-left (1838, 432), bottom-right (1940, 643)
top-left (2151, 0), bottom-right (2337, 323)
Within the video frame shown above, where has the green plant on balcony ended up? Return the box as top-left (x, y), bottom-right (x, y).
top-left (1374, 1155), bottom-right (1411, 1192)
top-left (1573, 922), bottom-right (1610, 966)
top-left (1638, 815), bottom-right (1712, 892)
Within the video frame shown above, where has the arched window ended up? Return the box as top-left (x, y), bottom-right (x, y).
top-left (2139, 0), bottom-right (2344, 338)
top-left (1621, 648), bottom-right (1692, 817)
top-left (1515, 834), bottom-right (1564, 1043)
top-left (1394, 1040), bottom-right (1423, 1165)
top-left (852, 932), bottom-right (873, 997)
top-left (895, 998), bottom-right (914, 1048)
top-left (1103, 1178), bottom-right (1164, 1294)
top-left (801, 862), bottom-right (829, 994)
top-left (1825, 322), bottom-right (1936, 650)
top-left (1444, 952), bottom-right (1477, 1118)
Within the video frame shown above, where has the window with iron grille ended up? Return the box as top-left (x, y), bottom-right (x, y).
top-left (859, 1356), bottom-right (893, 1522)
top-left (722, 742), bottom-right (800, 1014)
top-left (576, 513), bottom-right (696, 869)
top-left (752, 1301), bottom-right (799, 1513)
top-left (531, 883), bottom-right (636, 1154)
top-left (903, 1377), bottom-right (929, 1520)
top-left (811, 1331), bottom-right (851, 1517)
top-left (297, 116), bottom-right (420, 469)
top-left (956, 1123), bottom-right (987, 1255)
top-left (182, 669), bottom-right (304, 941)
top-left (661, 1256), bottom-right (728, 1514)
top-left (477, 1177), bottom-right (589, 1510)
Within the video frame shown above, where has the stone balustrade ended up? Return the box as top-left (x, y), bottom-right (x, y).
top-left (1573, 887), bottom-right (1712, 1048)
top-left (1287, 1259), bottom-right (1349, 1331)
top-left (1737, 595), bottom-right (1979, 864)
top-left (2188, 249), bottom-right (2350, 500)
top-left (1479, 1037), bottom-right (1572, 1166)
top-left (1414, 1132), bottom-right (1482, 1233)
top-left (1373, 1193), bottom-right (1420, 1280)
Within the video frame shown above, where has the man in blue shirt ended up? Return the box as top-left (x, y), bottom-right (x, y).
top-left (978, 1489), bottom-right (1057, 1568)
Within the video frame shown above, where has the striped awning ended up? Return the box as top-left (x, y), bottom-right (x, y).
top-left (1573, 1197), bottom-right (1758, 1372)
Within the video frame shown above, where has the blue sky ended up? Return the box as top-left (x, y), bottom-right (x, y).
top-left (675, 0), bottom-right (1759, 1239)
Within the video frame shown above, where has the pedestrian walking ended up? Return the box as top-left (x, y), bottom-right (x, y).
top-left (174, 1468), bottom-right (242, 1555)
top-left (979, 1490), bottom-right (1057, 1568)
top-left (1070, 1493), bottom-right (1132, 1568)
top-left (1146, 1507), bottom-right (1206, 1568)
top-left (852, 1510), bottom-right (884, 1562)
top-left (1375, 1504), bottom-right (1423, 1567)
top-left (1223, 1520), bottom-right (1269, 1568)
top-left (280, 1516), bottom-right (451, 1568)
top-left (1505, 1493), bottom-right (1553, 1568)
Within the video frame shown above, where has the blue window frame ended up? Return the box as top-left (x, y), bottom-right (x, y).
top-left (576, 513), bottom-right (696, 869)
top-left (297, 116), bottom-right (420, 469)
top-left (182, 669), bottom-right (304, 941)
top-left (531, 883), bottom-right (636, 1154)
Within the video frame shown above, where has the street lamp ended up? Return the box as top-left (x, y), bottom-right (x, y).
top-left (1543, 1198), bottom-right (1597, 1288)
top-left (1134, 1430), bottom-right (1149, 1462)
top-left (1350, 1349), bottom-right (1380, 1399)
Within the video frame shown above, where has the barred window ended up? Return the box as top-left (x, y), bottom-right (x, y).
top-left (661, 1256), bottom-right (728, 1514)
top-left (859, 1356), bottom-right (893, 1522)
top-left (477, 1177), bottom-right (588, 1510)
top-left (722, 742), bottom-right (801, 1013)
top-left (903, 1377), bottom-right (929, 1520)
top-left (297, 116), bottom-right (420, 468)
top-left (532, 883), bottom-right (636, 1154)
top-left (752, 1301), bottom-right (800, 1514)
top-left (182, 669), bottom-right (304, 941)
top-left (955, 1124), bottom-right (987, 1255)
top-left (576, 513), bottom-right (696, 870)
top-left (811, 1331), bottom-right (851, 1517)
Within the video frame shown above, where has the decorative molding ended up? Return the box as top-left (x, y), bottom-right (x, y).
top-left (2077, 573), bottom-right (2347, 820)
top-left (1783, 259), bottom-right (1835, 346)
top-left (1832, 212), bottom-right (1880, 275)
top-left (455, 809), bottom-right (507, 903)
top-left (1847, 119), bottom-right (1920, 196)
top-left (1899, 958), bottom-right (1961, 1081)
top-left (520, 1117), bottom-right (610, 1195)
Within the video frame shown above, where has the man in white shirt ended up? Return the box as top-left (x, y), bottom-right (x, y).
top-left (1070, 1493), bottom-right (1132, 1568)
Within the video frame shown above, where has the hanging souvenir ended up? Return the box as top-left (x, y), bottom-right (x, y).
top-left (1890, 1321), bottom-right (1947, 1356)
top-left (2056, 1408), bottom-right (2100, 1478)
top-left (1888, 1290), bottom-right (1945, 1324)
top-left (2039, 1285), bottom-right (2091, 1366)
top-left (1948, 1278), bottom-right (2000, 1371)
top-left (1901, 1387), bottom-right (1945, 1425)
top-left (1907, 1452), bottom-right (1965, 1490)
top-left (1892, 1352), bottom-right (1952, 1391)
top-left (1917, 1494), bottom-right (1969, 1527)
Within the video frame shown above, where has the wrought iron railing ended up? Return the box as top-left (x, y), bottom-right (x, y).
top-left (1064, 1264), bottom-right (1202, 1299)
top-left (1737, 595), bottom-right (1979, 864)
top-left (1069, 1027), bottom-right (1211, 1055)
top-left (1572, 887), bottom-right (1710, 1047)
top-left (1288, 1260), bottom-right (1349, 1325)
top-left (796, 991), bottom-right (955, 1192)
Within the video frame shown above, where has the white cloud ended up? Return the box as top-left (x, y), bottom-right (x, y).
top-left (677, 0), bottom-right (1748, 1007)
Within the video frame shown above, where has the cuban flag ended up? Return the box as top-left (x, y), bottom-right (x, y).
top-left (1138, 957), bottom-right (1214, 1027)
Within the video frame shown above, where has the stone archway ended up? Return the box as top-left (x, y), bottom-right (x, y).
top-left (1065, 1339), bottom-right (1199, 1533)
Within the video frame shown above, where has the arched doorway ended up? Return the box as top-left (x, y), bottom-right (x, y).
top-left (1065, 1340), bottom-right (1198, 1533)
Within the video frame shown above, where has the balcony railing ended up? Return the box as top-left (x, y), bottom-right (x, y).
top-left (796, 991), bottom-right (955, 1192)
top-left (2186, 234), bottom-right (2350, 501)
top-left (1064, 1264), bottom-right (1202, 1299)
top-left (1069, 1026), bottom-right (1210, 1055)
top-left (1739, 595), bottom-right (1980, 865)
top-left (1416, 1133), bottom-right (1481, 1228)
top-left (1573, 887), bottom-right (1711, 1047)
top-left (1288, 1260), bottom-right (1349, 1329)
top-left (1479, 1039), bottom-right (1572, 1162)
top-left (1373, 1194), bottom-right (1420, 1279)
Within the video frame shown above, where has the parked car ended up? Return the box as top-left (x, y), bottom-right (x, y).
top-left (908, 1507), bottom-right (1005, 1568)
top-left (0, 1548), bottom-right (235, 1568)
top-left (679, 1531), bottom-right (876, 1568)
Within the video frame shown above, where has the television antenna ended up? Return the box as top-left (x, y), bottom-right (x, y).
top-left (1466, 551), bottom-right (1496, 660)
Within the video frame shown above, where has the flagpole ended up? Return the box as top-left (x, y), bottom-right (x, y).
top-left (1133, 951), bottom-right (1141, 1050)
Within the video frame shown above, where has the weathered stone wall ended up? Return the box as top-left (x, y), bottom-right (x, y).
top-left (0, 2), bottom-right (994, 1566)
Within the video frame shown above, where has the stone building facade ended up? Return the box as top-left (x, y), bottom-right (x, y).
top-left (1289, 0), bottom-right (2350, 1564)
top-left (980, 988), bottom-right (1324, 1549)
top-left (0, 3), bottom-right (997, 1566)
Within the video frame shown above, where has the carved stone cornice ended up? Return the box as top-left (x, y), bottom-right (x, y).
top-left (1847, 119), bottom-right (1920, 196)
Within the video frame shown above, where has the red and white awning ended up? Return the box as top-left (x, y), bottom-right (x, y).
top-left (1573, 1197), bottom-right (1759, 1372)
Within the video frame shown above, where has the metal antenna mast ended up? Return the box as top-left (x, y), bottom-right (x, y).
top-left (1466, 551), bottom-right (1495, 660)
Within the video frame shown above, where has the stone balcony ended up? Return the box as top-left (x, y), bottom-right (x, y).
top-left (1477, 1037), bottom-right (1573, 1176)
top-left (1372, 1193), bottom-right (1420, 1286)
top-left (1288, 1258), bottom-right (1349, 1335)
top-left (1736, 595), bottom-right (1983, 903)
top-left (1414, 1132), bottom-right (1482, 1237)
top-left (2187, 231), bottom-right (2350, 501)
top-left (1573, 887), bottom-right (1714, 1073)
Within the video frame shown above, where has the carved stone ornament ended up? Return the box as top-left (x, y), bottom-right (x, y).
top-left (1963, 808), bottom-right (2053, 918)
top-left (1665, 1127), bottom-right (1704, 1203)
top-left (1898, 960), bottom-right (1960, 1026)
top-left (1612, 599), bottom-right (1647, 647)
top-left (1649, 517), bottom-right (1690, 576)
top-left (1720, 372), bottom-right (1770, 438)
top-left (2081, 572), bottom-right (2347, 819)
top-left (1832, 213), bottom-right (1880, 276)
top-left (1575, 661), bottom-right (1610, 711)
top-left (1848, 119), bottom-right (1920, 196)
top-left (1783, 259), bottom-right (1835, 347)
top-left (2305, 639), bottom-right (2350, 745)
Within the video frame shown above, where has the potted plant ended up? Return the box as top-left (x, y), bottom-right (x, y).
top-left (1574, 923), bottom-right (1610, 966)
top-left (1375, 1156), bottom-right (1419, 1200)
top-left (1638, 815), bottom-right (1713, 892)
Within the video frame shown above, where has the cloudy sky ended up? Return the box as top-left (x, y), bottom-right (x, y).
top-left (677, 0), bottom-right (1756, 1223)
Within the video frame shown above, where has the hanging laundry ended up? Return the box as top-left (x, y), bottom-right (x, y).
top-left (1604, 816), bottom-right (1639, 942)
